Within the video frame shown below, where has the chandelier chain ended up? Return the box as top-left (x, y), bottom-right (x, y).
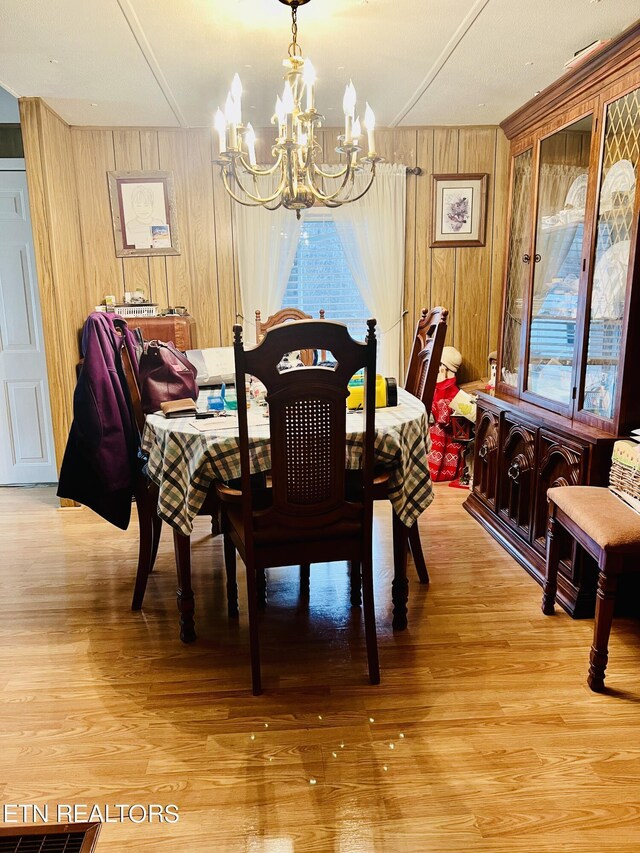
top-left (288, 5), bottom-right (302, 58)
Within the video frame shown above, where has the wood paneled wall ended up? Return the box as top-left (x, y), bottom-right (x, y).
top-left (19, 97), bottom-right (509, 473)
top-left (70, 126), bottom-right (234, 349)
top-left (19, 99), bottom-right (86, 487)
top-left (365, 126), bottom-right (510, 380)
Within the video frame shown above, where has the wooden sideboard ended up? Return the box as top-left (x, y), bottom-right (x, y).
top-left (465, 391), bottom-right (616, 617)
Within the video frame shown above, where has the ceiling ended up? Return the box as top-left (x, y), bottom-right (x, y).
top-left (0, 0), bottom-right (637, 128)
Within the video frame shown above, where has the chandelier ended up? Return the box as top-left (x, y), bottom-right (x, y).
top-left (213, 0), bottom-right (381, 217)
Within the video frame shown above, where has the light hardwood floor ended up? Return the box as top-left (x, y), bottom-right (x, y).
top-left (1, 485), bottom-right (640, 852)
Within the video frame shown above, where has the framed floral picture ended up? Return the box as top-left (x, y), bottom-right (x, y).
top-left (430, 173), bottom-right (488, 248)
top-left (107, 170), bottom-right (181, 257)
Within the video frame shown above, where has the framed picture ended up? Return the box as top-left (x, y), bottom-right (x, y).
top-left (107, 170), bottom-right (180, 257)
top-left (430, 173), bottom-right (488, 248)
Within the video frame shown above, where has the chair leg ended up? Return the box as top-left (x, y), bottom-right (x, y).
top-left (300, 563), bottom-right (310, 597)
top-left (131, 483), bottom-right (153, 611)
top-left (245, 560), bottom-right (262, 696)
top-left (542, 505), bottom-right (560, 615)
top-left (391, 511), bottom-right (409, 631)
top-left (350, 560), bottom-right (362, 607)
top-left (223, 532), bottom-right (239, 618)
top-left (408, 522), bottom-right (429, 584)
top-left (588, 557), bottom-right (621, 692)
top-left (256, 568), bottom-right (268, 610)
top-left (149, 510), bottom-right (162, 574)
top-left (172, 530), bottom-right (196, 643)
top-left (147, 481), bottom-right (161, 574)
top-left (361, 553), bottom-right (380, 685)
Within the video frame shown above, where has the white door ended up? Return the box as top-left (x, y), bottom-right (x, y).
top-left (0, 163), bottom-right (56, 483)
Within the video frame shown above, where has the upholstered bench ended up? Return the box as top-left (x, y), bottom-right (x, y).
top-left (543, 486), bottom-right (640, 692)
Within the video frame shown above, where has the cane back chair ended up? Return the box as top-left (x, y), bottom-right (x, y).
top-left (218, 318), bottom-right (380, 695)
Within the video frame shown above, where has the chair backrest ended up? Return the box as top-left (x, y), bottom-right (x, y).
top-left (255, 307), bottom-right (326, 365)
top-left (120, 342), bottom-right (145, 439)
top-left (114, 323), bottom-right (145, 440)
top-left (404, 307), bottom-right (449, 412)
top-left (234, 318), bottom-right (377, 543)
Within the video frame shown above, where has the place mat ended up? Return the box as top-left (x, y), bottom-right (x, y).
top-left (189, 408), bottom-right (269, 432)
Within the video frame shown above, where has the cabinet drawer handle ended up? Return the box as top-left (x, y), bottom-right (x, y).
top-left (523, 254), bottom-right (531, 264)
top-left (507, 461), bottom-right (521, 482)
top-left (534, 253), bottom-right (541, 263)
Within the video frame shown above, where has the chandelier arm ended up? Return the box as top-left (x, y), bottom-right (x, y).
top-left (249, 172), bottom-right (285, 210)
top-left (220, 169), bottom-right (266, 207)
top-left (306, 162), bottom-right (355, 202)
top-left (221, 166), bottom-right (285, 207)
top-left (330, 165), bottom-right (378, 205)
top-left (227, 160), bottom-right (287, 204)
top-left (237, 152), bottom-right (284, 176)
top-left (312, 162), bottom-right (350, 180)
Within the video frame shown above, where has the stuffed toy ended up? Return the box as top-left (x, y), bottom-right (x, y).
top-left (427, 346), bottom-right (465, 482)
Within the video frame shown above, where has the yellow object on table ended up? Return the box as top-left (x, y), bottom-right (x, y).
top-left (347, 373), bottom-right (398, 409)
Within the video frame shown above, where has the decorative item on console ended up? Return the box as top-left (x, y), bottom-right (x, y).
top-left (95, 288), bottom-right (160, 318)
top-left (487, 351), bottom-right (497, 390)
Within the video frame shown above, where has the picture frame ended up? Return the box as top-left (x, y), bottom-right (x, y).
top-left (107, 170), bottom-right (180, 257)
top-left (430, 173), bottom-right (488, 248)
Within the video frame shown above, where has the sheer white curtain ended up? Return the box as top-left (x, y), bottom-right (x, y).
top-left (332, 163), bottom-right (406, 379)
top-left (233, 174), bottom-right (301, 342)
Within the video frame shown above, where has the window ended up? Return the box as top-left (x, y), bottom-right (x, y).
top-left (282, 214), bottom-right (369, 340)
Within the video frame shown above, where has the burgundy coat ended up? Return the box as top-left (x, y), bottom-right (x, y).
top-left (57, 313), bottom-right (141, 529)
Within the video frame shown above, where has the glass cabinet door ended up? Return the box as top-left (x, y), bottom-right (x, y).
top-left (525, 116), bottom-right (593, 407)
top-left (581, 88), bottom-right (639, 421)
top-left (500, 148), bottom-right (533, 389)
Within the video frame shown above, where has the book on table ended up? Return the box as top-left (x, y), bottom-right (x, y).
top-left (160, 398), bottom-right (197, 418)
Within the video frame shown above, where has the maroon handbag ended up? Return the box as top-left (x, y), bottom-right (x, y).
top-left (138, 340), bottom-right (198, 414)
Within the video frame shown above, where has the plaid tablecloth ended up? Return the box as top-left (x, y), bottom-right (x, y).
top-left (142, 388), bottom-right (433, 536)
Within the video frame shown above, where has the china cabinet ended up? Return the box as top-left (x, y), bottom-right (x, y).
top-left (465, 22), bottom-right (640, 617)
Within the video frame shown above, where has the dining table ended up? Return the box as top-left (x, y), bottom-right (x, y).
top-left (141, 387), bottom-right (434, 630)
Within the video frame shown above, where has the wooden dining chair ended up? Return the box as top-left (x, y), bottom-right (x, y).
top-left (119, 337), bottom-right (220, 643)
top-left (397, 306), bottom-right (449, 583)
top-left (118, 337), bottom-right (163, 610)
top-left (218, 319), bottom-right (380, 695)
top-left (364, 306), bottom-right (448, 601)
top-left (255, 307), bottom-right (326, 365)
top-left (405, 307), bottom-right (449, 413)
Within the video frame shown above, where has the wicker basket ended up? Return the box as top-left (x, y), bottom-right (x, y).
top-left (609, 440), bottom-right (640, 502)
top-left (115, 303), bottom-right (158, 318)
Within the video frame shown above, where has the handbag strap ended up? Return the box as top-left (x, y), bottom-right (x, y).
top-left (144, 340), bottom-right (195, 373)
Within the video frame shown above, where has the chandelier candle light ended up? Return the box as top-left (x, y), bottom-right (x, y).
top-left (213, 0), bottom-right (382, 217)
